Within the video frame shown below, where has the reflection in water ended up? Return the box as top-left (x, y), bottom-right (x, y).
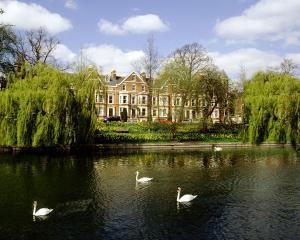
top-left (0, 147), bottom-right (299, 240)
top-left (177, 201), bottom-right (193, 212)
top-left (135, 181), bottom-right (153, 191)
top-left (33, 215), bottom-right (49, 222)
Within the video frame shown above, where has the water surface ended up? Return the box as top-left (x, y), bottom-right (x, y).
top-left (0, 147), bottom-right (299, 240)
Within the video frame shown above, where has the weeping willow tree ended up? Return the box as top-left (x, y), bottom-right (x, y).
top-left (243, 71), bottom-right (300, 145)
top-left (0, 63), bottom-right (102, 147)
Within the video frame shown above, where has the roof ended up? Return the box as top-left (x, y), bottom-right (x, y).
top-left (106, 71), bottom-right (149, 87)
top-left (107, 76), bottom-right (124, 86)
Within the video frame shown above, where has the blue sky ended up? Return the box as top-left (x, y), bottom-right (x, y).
top-left (1, 0), bottom-right (300, 79)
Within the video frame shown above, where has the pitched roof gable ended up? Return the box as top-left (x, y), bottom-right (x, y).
top-left (117, 71), bottom-right (147, 86)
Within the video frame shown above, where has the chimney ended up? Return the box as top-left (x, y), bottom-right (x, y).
top-left (111, 70), bottom-right (117, 81)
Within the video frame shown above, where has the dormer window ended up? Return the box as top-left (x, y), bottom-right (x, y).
top-left (122, 84), bottom-right (126, 91)
top-left (132, 84), bottom-right (136, 91)
top-left (142, 85), bottom-right (145, 92)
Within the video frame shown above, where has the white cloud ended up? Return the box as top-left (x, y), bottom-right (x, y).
top-left (0, 0), bottom-right (72, 34)
top-left (65, 0), bottom-right (77, 10)
top-left (98, 14), bottom-right (169, 35)
top-left (286, 53), bottom-right (300, 65)
top-left (82, 45), bottom-right (145, 75)
top-left (52, 44), bottom-right (77, 63)
top-left (209, 48), bottom-right (283, 79)
top-left (215, 0), bottom-right (300, 45)
top-left (98, 19), bottom-right (124, 35)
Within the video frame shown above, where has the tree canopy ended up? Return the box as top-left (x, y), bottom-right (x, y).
top-left (243, 71), bottom-right (300, 144)
top-left (0, 63), bottom-right (101, 147)
top-left (0, 10), bottom-right (17, 76)
top-left (157, 43), bottom-right (228, 124)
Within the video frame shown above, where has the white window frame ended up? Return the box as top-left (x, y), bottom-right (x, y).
top-left (153, 109), bottom-right (157, 116)
top-left (108, 95), bottom-right (113, 104)
top-left (123, 95), bottom-right (127, 104)
top-left (153, 97), bottom-right (156, 105)
top-left (142, 96), bottom-right (146, 104)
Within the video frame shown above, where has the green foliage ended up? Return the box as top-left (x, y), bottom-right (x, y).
top-left (96, 122), bottom-right (240, 143)
top-left (157, 60), bottom-right (229, 124)
top-left (243, 71), bottom-right (300, 144)
top-left (0, 63), bottom-right (100, 147)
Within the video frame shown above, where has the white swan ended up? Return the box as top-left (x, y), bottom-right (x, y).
top-left (136, 171), bottom-right (153, 183)
top-left (33, 201), bottom-right (53, 216)
top-left (177, 187), bottom-right (197, 203)
top-left (213, 146), bottom-right (222, 152)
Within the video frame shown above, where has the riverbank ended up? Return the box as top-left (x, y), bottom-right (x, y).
top-left (0, 142), bottom-right (297, 153)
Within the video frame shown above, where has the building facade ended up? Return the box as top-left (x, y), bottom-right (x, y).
top-left (95, 71), bottom-right (221, 123)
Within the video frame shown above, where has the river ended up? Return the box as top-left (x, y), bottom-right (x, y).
top-left (0, 147), bottom-right (299, 240)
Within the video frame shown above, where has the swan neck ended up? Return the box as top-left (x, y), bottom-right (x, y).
top-left (177, 190), bottom-right (180, 201)
top-left (136, 172), bottom-right (139, 181)
top-left (33, 205), bottom-right (36, 215)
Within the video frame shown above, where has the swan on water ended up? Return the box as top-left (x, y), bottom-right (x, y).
top-left (213, 146), bottom-right (222, 152)
top-left (136, 171), bottom-right (153, 183)
top-left (33, 201), bottom-right (53, 216)
top-left (177, 187), bottom-right (197, 203)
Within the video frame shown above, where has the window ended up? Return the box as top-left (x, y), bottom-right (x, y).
top-left (99, 107), bottom-right (104, 115)
top-left (191, 99), bottom-right (196, 106)
top-left (108, 95), bottom-right (113, 104)
top-left (214, 110), bottom-right (219, 118)
top-left (153, 97), bottom-right (156, 105)
top-left (132, 96), bottom-right (136, 104)
top-left (122, 84), bottom-right (126, 91)
top-left (141, 85), bottom-right (145, 92)
top-left (186, 110), bottom-right (190, 119)
top-left (153, 109), bottom-right (157, 116)
top-left (185, 101), bottom-right (189, 106)
top-left (99, 95), bottom-right (103, 103)
top-left (142, 108), bottom-right (146, 116)
top-left (123, 96), bottom-right (127, 104)
top-left (163, 109), bottom-right (167, 117)
top-left (96, 106), bottom-right (101, 116)
top-left (108, 108), bottom-right (113, 116)
top-left (132, 84), bottom-right (136, 91)
top-left (132, 109), bottom-right (136, 118)
top-left (95, 94), bottom-right (103, 103)
top-left (162, 97), bottom-right (167, 105)
top-left (176, 98), bottom-right (180, 106)
top-left (192, 110), bottom-right (196, 119)
top-left (159, 109), bottom-right (163, 117)
top-left (142, 96), bottom-right (146, 104)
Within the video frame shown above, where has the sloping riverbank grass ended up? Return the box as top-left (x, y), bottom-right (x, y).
top-left (95, 122), bottom-right (242, 143)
